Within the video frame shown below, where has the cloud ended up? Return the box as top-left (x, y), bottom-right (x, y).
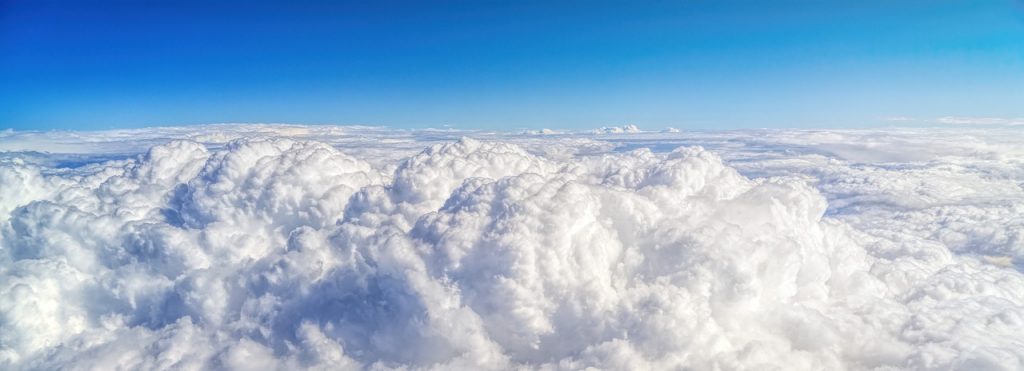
top-left (882, 116), bottom-right (1024, 127)
top-left (936, 116), bottom-right (1024, 126)
top-left (519, 128), bottom-right (562, 135)
top-left (1, 126), bottom-right (1023, 370)
top-left (589, 124), bottom-right (642, 134)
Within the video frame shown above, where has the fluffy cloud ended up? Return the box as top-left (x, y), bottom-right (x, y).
top-left (589, 124), bottom-right (642, 134)
top-left (1, 126), bottom-right (1022, 370)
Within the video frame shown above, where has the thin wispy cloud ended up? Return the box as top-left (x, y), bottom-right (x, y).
top-left (936, 116), bottom-right (1024, 126)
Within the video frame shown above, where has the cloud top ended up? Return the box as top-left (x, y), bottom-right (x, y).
top-left (1, 127), bottom-right (1023, 370)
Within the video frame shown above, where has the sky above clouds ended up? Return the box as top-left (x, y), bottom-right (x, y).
top-left (2, 0), bottom-right (1024, 130)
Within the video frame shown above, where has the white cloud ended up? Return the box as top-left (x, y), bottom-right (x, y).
top-left (519, 128), bottom-right (562, 135)
top-left (1, 125), bottom-right (1023, 370)
top-left (589, 124), bottom-right (642, 134)
top-left (936, 116), bottom-right (1024, 126)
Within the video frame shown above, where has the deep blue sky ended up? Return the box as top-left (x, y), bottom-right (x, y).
top-left (2, 0), bottom-right (1023, 131)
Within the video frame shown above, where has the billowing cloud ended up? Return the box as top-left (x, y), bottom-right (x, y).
top-left (1, 126), bottom-right (1022, 370)
top-left (589, 124), bottom-right (642, 134)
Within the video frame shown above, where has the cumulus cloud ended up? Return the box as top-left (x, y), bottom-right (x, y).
top-left (589, 124), bottom-right (642, 134)
top-left (520, 128), bottom-right (562, 135)
top-left (1, 126), bottom-right (1023, 370)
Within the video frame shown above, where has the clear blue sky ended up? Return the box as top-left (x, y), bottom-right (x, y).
top-left (2, 0), bottom-right (1023, 131)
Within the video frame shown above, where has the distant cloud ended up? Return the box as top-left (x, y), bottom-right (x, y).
top-left (588, 124), bottom-right (642, 134)
top-left (520, 128), bottom-right (562, 135)
top-left (882, 116), bottom-right (1024, 126)
top-left (936, 116), bottom-right (1024, 126)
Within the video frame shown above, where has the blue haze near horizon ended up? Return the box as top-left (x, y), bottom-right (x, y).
top-left (2, 0), bottom-right (1023, 131)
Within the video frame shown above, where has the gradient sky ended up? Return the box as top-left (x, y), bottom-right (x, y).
top-left (2, 0), bottom-right (1023, 131)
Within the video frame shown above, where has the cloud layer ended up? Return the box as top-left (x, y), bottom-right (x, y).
top-left (937, 117), bottom-right (1024, 126)
top-left (1, 126), bottom-right (1023, 370)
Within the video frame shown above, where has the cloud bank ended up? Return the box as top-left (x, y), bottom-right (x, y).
top-left (1, 126), bottom-right (1023, 370)
top-left (936, 117), bottom-right (1024, 126)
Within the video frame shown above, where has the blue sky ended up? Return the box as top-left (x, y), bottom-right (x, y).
top-left (2, 0), bottom-right (1023, 131)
